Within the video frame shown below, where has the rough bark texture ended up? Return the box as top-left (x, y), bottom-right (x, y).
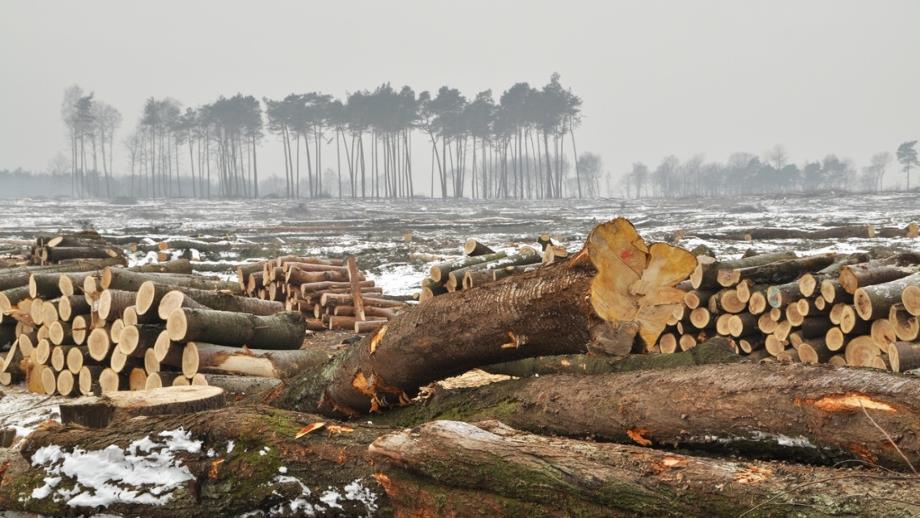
top-left (167, 308), bottom-right (306, 349)
top-left (371, 420), bottom-right (920, 517)
top-left (0, 405), bottom-right (388, 517)
top-left (481, 337), bottom-right (741, 377)
top-left (378, 362), bottom-right (920, 470)
top-left (102, 268), bottom-right (241, 294)
top-left (193, 342), bottom-right (334, 379)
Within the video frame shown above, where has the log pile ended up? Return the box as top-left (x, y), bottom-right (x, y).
top-left (237, 255), bottom-right (409, 334)
top-left (0, 242), bottom-right (326, 395)
top-left (419, 238), bottom-right (547, 301)
top-left (657, 248), bottom-right (920, 371)
top-left (28, 229), bottom-right (125, 266)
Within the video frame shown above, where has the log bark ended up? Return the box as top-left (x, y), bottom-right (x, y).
top-left (43, 246), bottom-right (121, 263)
top-left (840, 262), bottom-right (919, 294)
top-left (726, 254), bottom-right (836, 287)
top-left (463, 238), bottom-right (495, 256)
top-left (2, 405), bottom-right (388, 517)
top-left (429, 251), bottom-right (507, 284)
top-left (854, 272), bottom-right (920, 321)
top-left (281, 218), bottom-right (697, 416)
top-left (370, 419), bottom-right (920, 517)
top-left (101, 268), bottom-right (241, 294)
top-left (138, 281), bottom-right (283, 317)
top-left (166, 308), bottom-right (306, 349)
top-left (481, 337), bottom-right (741, 377)
top-left (691, 251), bottom-right (796, 289)
top-left (378, 361), bottom-right (920, 470)
top-left (97, 289), bottom-right (137, 321)
top-left (189, 342), bottom-right (333, 378)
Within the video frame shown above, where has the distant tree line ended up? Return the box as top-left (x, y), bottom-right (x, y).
top-left (621, 142), bottom-right (920, 198)
top-left (58, 74), bottom-right (595, 200)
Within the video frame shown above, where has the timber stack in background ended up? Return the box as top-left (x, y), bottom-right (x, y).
top-left (659, 223), bottom-right (920, 372)
top-left (0, 232), bottom-right (408, 397)
top-left (237, 255), bottom-right (409, 334)
top-left (419, 235), bottom-right (567, 301)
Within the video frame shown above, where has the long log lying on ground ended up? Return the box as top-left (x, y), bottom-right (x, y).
top-left (854, 272), bottom-right (920, 321)
top-left (370, 420), bottom-right (920, 517)
top-left (691, 251), bottom-right (795, 289)
top-left (379, 361), bottom-right (920, 470)
top-left (101, 268), bottom-right (242, 294)
top-left (481, 337), bottom-right (742, 377)
top-left (137, 281), bottom-right (283, 317)
top-left (281, 218), bottom-right (697, 416)
top-left (166, 308), bottom-right (306, 349)
top-left (1, 405), bottom-right (388, 516)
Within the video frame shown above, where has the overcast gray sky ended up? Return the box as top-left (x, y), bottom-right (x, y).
top-left (1, 0), bottom-right (919, 190)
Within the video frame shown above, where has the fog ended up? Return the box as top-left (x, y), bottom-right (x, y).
top-left (1, 0), bottom-right (919, 197)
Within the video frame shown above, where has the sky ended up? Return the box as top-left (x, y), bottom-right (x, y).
top-left (1, 0), bottom-right (919, 191)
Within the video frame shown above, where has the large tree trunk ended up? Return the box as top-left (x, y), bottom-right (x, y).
top-left (370, 420), bottom-right (920, 517)
top-left (1, 405), bottom-right (389, 517)
top-left (281, 218), bottom-right (697, 416)
top-left (377, 361), bottom-right (920, 470)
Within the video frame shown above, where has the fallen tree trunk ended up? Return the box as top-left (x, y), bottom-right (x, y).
top-left (281, 218), bottom-right (697, 416)
top-left (136, 281), bottom-right (283, 317)
top-left (370, 420), bottom-right (920, 517)
top-left (1, 405), bottom-right (389, 517)
top-left (481, 337), bottom-right (741, 377)
top-left (378, 361), bottom-right (920, 470)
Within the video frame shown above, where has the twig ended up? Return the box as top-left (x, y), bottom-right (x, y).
top-left (859, 399), bottom-right (917, 474)
top-left (738, 473), bottom-right (915, 517)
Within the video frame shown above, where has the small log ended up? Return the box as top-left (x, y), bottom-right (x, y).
top-left (57, 295), bottom-right (90, 322)
top-left (138, 281), bottom-right (284, 317)
top-left (765, 281), bottom-right (801, 309)
top-left (844, 335), bottom-right (879, 367)
top-left (86, 327), bottom-right (111, 361)
top-left (691, 251), bottom-right (796, 289)
top-left (820, 279), bottom-right (847, 304)
top-left (463, 239), bottom-right (495, 256)
top-left (888, 341), bottom-right (920, 373)
top-left (719, 253), bottom-right (835, 288)
top-left (890, 303), bottom-right (920, 341)
top-left (97, 289), bottom-right (137, 321)
top-left (904, 284), bottom-right (920, 316)
top-left (166, 308), bottom-right (305, 349)
top-left (188, 342), bottom-right (330, 379)
top-left (56, 370), bottom-right (75, 396)
top-left (59, 385), bottom-right (226, 428)
top-left (870, 318), bottom-right (898, 350)
top-left (854, 272), bottom-right (920, 321)
top-left (429, 251), bottom-right (508, 283)
top-left (839, 263), bottom-right (918, 294)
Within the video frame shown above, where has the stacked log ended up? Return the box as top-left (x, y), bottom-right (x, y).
top-left (420, 238), bottom-right (543, 301)
top-left (238, 255), bottom-right (408, 333)
top-left (29, 229), bottom-right (125, 266)
top-left (0, 254), bottom-right (320, 396)
top-left (658, 249), bottom-right (920, 371)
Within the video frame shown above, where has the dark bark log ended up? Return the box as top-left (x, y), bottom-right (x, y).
top-left (463, 238), bottom-right (495, 256)
top-left (371, 419), bottom-right (920, 517)
top-left (855, 272), bottom-right (920, 321)
top-left (378, 361), bottom-right (920, 470)
top-left (101, 268), bottom-right (241, 294)
top-left (43, 246), bottom-right (122, 263)
top-left (691, 251), bottom-right (795, 289)
top-left (166, 308), bottom-right (305, 349)
top-left (840, 262), bottom-right (919, 295)
top-left (1, 405), bottom-right (389, 516)
top-left (727, 254), bottom-right (836, 287)
top-left (138, 281), bottom-right (283, 317)
top-left (481, 337), bottom-right (741, 377)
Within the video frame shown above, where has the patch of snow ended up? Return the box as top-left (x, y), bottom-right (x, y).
top-left (226, 440), bottom-right (235, 453)
top-left (344, 479), bottom-right (379, 515)
top-left (277, 466), bottom-right (287, 474)
top-left (28, 428), bottom-right (201, 508)
top-left (0, 387), bottom-right (63, 441)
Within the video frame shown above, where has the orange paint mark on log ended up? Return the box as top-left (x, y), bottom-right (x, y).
top-left (627, 428), bottom-right (653, 446)
top-left (369, 325), bottom-right (387, 354)
top-left (811, 393), bottom-right (896, 413)
top-left (734, 465), bottom-right (772, 485)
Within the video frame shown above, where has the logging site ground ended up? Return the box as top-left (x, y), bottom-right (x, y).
top-left (3, 191), bottom-right (920, 516)
top-left (3, 192), bottom-right (919, 293)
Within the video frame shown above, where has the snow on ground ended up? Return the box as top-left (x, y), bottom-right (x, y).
top-left (0, 386), bottom-right (63, 442)
top-left (25, 428), bottom-right (201, 508)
